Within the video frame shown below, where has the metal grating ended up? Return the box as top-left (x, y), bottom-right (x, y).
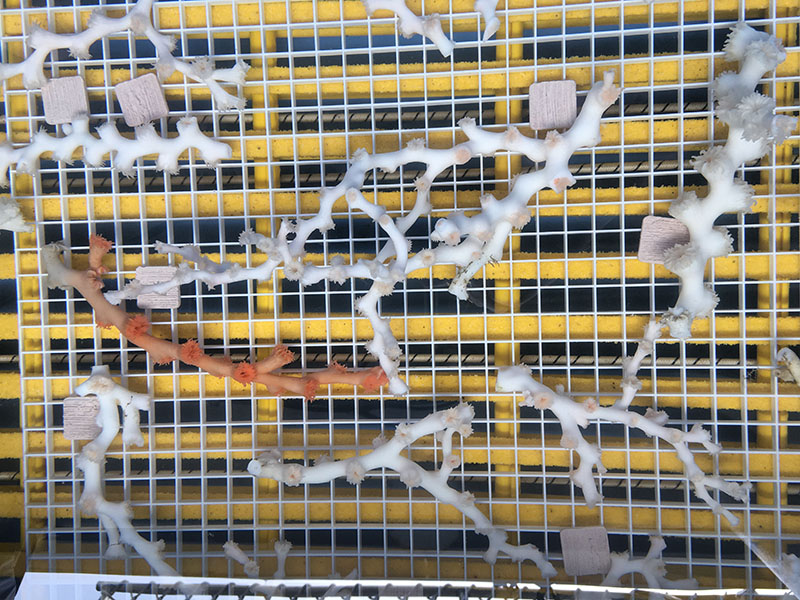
top-left (0, 0), bottom-right (797, 592)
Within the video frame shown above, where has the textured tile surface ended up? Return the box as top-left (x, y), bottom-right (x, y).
top-left (41, 76), bottom-right (89, 125)
top-left (115, 72), bottom-right (169, 127)
top-left (529, 79), bottom-right (577, 130)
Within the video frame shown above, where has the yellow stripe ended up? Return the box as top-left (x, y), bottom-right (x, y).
top-left (15, 185), bottom-right (799, 223)
top-left (5, 52), bottom-right (797, 104)
top-left (35, 498), bottom-right (784, 536)
top-left (263, 119), bottom-right (740, 157)
top-left (261, 56), bottom-right (799, 99)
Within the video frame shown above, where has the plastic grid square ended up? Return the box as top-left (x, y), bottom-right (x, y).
top-left (0, 0), bottom-right (796, 590)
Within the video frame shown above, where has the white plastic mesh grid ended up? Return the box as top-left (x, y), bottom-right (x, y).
top-left (4, 0), bottom-right (799, 591)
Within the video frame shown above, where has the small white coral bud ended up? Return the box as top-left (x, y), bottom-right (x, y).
top-left (507, 208), bottom-right (531, 229)
top-left (443, 454), bottom-right (461, 470)
top-left (706, 227), bottom-right (734, 258)
top-left (274, 538), bottom-right (292, 556)
top-left (283, 259), bottom-right (305, 281)
top-left (668, 191), bottom-right (701, 223)
top-left (351, 147), bottom-right (369, 166)
top-left (620, 376), bottom-right (643, 393)
top-left (532, 391), bottom-right (553, 410)
top-left (691, 146), bottom-right (731, 180)
top-left (458, 491), bottom-right (476, 507)
top-left (458, 423), bottom-right (473, 438)
top-left (258, 449), bottom-right (282, 465)
top-left (454, 144), bottom-right (472, 164)
top-left (345, 459), bottom-right (366, 485)
top-left (665, 311), bottom-right (693, 340)
top-left (87, 376), bottom-right (115, 395)
top-left (78, 492), bottom-right (100, 516)
top-left (372, 279), bottom-right (395, 296)
top-left (644, 407), bottom-right (669, 425)
top-left (745, 38), bottom-right (787, 71)
top-left (104, 543), bottom-right (127, 560)
top-left (433, 218), bottom-right (462, 246)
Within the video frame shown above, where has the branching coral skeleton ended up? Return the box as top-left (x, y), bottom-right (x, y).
top-left (361, 0), bottom-right (501, 56)
top-left (0, 116), bottom-right (231, 185)
top-left (496, 319), bottom-right (751, 526)
top-left (661, 24), bottom-right (796, 339)
top-left (42, 236), bottom-right (387, 400)
top-left (99, 71), bottom-right (620, 395)
top-left (223, 538), bottom-right (293, 579)
top-left (0, 0), bottom-right (248, 110)
top-left (74, 365), bottom-right (177, 576)
top-left (248, 402), bottom-right (558, 578)
top-left (599, 536), bottom-right (698, 598)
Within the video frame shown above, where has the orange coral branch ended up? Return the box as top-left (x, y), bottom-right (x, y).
top-left (88, 234), bottom-right (112, 276)
top-left (43, 239), bottom-right (388, 400)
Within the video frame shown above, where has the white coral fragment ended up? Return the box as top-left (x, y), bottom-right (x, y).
top-left (496, 320), bottom-right (749, 525)
top-left (248, 403), bottom-right (556, 577)
top-left (474, 0), bottom-right (501, 41)
top-left (602, 536), bottom-right (698, 596)
top-left (1, 0), bottom-right (246, 108)
top-left (0, 116), bottom-right (230, 184)
top-left (0, 196), bottom-right (32, 232)
top-left (662, 24), bottom-right (797, 339)
top-left (362, 0), bottom-right (454, 57)
top-left (104, 73), bottom-right (617, 397)
top-left (273, 539), bottom-right (292, 579)
top-left (223, 540), bottom-right (260, 578)
top-left (73, 366), bottom-right (177, 577)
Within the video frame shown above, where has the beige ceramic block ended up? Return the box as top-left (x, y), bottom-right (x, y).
top-left (560, 526), bottom-right (612, 576)
top-left (115, 72), bottom-right (169, 127)
top-left (638, 215), bottom-right (692, 264)
top-left (529, 79), bottom-right (577, 130)
top-left (42, 76), bottom-right (89, 125)
top-left (135, 266), bottom-right (180, 309)
top-left (63, 396), bottom-right (101, 441)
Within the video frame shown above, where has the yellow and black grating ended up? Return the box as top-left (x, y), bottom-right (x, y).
top-left (0, 0), bottom-right (797, 589)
